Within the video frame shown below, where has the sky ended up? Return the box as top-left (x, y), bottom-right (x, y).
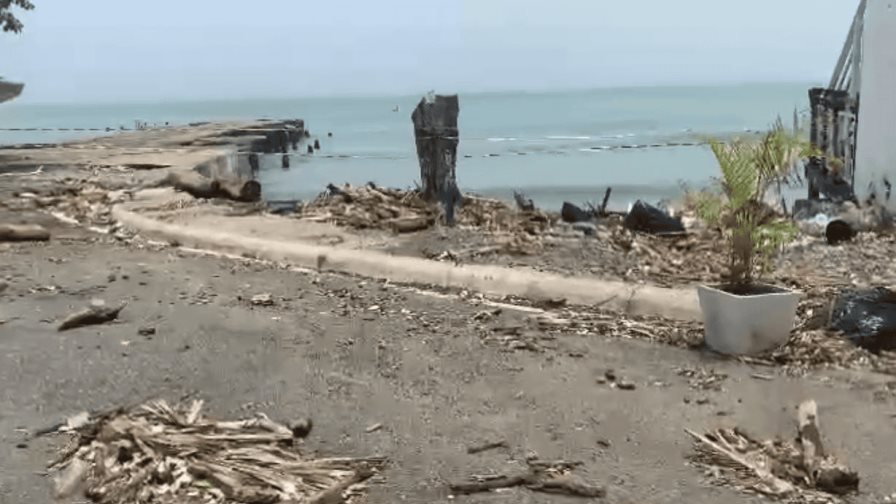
top-left (1, 0), bottom-right (862, 104)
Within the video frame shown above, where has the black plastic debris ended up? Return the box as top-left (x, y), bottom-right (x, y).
top-left (623, 200), bottom-right (685, 235)
top-left (830, 288), bottom-right (896, 353)
top-left (560, 202), bottom-right (592, 223)
top-left (825, 219), bottom-right (855, 245)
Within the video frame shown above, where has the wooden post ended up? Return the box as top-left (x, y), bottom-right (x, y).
top-left (412, 94), bottom-right (461, 224)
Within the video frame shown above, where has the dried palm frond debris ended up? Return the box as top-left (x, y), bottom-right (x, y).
top-left (687, 400), bottom-right (858, 503)
top-left (48, 399), bottom-right (385, 504)
top-left (295, 183), bottom-right (551, 236)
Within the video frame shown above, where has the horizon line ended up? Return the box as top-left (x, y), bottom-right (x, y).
top-left (8, 79), bottom-right (823, 108)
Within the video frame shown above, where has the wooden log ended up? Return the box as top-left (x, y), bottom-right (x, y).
top-left (599, 187), bottom-right (612, 216)
top-left (58, 302), bottom-right (125, 331)
top-left (0, 223), bottom-right (50, 242)
top-left (213, 179), bottom-right (262, 202)
top-left (513, 191), bottom-right (535, 212)
top-left (388, 216), bottom-right (433, 233)
top-left (165, 171), bottom-right (261, 202)
top-left (165, 171), bottom-right (219, 199)
top-left (412, 94), bottom-right (461, 224)
top-left (796, 399), bottom-right (859, 495)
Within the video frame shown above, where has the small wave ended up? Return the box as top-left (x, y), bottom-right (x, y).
top-left (546, 135), bottom-right (591, 140)
top-left (487, 137), bottom-right (518, 142)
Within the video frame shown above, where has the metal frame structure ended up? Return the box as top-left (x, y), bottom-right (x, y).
top-left (807, 0), bottom-right (866, 197)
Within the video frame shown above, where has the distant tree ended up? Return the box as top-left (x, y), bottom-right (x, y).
top-left (0, 0), bottom-right (34, 34)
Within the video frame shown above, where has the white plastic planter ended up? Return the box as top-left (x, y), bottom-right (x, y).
top-left (697, 284), bottom-right (801, 355)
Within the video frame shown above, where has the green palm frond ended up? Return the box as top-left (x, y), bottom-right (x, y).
top-left (704, 122), bottom-right (806, 285)
top-left (709, 139), bottom-right (758, 210)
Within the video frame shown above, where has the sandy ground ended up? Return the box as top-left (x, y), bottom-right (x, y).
top-left (2, 228), bottom-right (896, 504)
top-left (2, 127), bottom-right (896, 503)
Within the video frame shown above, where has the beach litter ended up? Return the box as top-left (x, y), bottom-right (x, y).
top-left (58, 299), bottom-right (126, 331)
top-left (686, 400), bottom-right (859, 503)
top-left (449, 456), bottom-right (605, 498)
top-left (295, 183), bottom-right (551, 236)
top-left (46, 399), bottom-right (385, 504)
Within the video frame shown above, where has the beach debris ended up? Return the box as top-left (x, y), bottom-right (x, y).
top-left (597, 187), bottom-right (613, 216)
top-left (0, 223), bottom-right (50, 242)
top-left (572, 221), bottom-right (598, 236)
top-left (825, 219), bottom-right (856, 244)
top-left (449, 458), bottom-right (605, 498)
top-left (686, 399), bottom-right (859, 501)
top-left (163, 170), bottom-right (262, 203)
top-left (58, 300), bottom-right (125, 331)
top-left (676, 366), bottom-right (728, 391)
top-left (137, 326), bottom-right (156, 336)
top-left (623, 200), bottom-right (685, 235)
top-left (513, 191), bottom-right (535, 212)
top-left (561, 202), bottom-right (593, 223)
top-left (829, 288), bottom-right (896, 353)
top-left (47, 399), bottom-right (385, 504)
top-left (295, 183), bottom-right (551, 239)
top-left (250, 293), bottom-right (275, 306)
top-left (614, 379), bottom-right (637, 391)
top-left (466, 439), bottom-right (509, 455)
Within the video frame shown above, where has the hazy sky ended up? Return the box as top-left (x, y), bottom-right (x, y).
top-left (1, 0), bottom-right (860, 104)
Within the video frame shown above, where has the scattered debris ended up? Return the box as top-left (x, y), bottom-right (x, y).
top-left (615, 379), bottom-right (637, 391)
top-left (687, 399), bottom-right (858, 501)
top-left (365, 423), bottom-right (383, 433)
top-left (250, 293), bottom-right (275, 306)
top-left (825, 219), bottom-right (856, 245)
top-left (449, 458), bottom-right (605, 498)
top-left (466, 439), bottom-right (509, 455)
top-left (58, 300), bottom-right (126, 331)
top-left (623, 200), bottom-right (685, 235)
top-left (48, 399), bottom-right (385, 504)
top-left (163, 170), bottom-right (262, 203)
top-left (295, 183), bottom-right (551, 241)
top-left (676, 366), bottom-right (728, 391)
top-left (0, 223), bottom-right (50, 242)
top-left (561, 201), bottom-right (593, 223)
top-left (137, 326), bottom-right (156, 336)
top-left (513, 191), bottom-right (535, 212)
top-left (830, 288), bottom-right (896, 353)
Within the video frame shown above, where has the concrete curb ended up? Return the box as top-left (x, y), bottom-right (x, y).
top-left (113, 206), bottom-right (702, 321)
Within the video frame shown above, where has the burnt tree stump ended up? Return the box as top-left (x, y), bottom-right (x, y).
top-left (412, 94), bottom-right (461, 225)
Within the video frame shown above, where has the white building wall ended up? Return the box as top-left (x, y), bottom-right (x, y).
top-left (854, 0), bottom-right (896, 208)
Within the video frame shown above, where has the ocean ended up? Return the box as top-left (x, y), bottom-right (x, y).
top-left (0, 83), bottom-right (815, 211)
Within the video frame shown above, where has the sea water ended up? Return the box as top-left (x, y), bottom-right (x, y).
top-left (0, 82), bottom-right (815, 210)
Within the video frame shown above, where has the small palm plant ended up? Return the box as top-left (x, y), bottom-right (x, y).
top-left (696, 121), bottom-right (814, 289)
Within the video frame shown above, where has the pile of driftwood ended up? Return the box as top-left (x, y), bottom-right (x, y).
top-left (295, 183), bottom-right (551, 236)
top-left (687, 400), bottom-right (859, 502)
top-left (48, 399), bottom-right (385, 504)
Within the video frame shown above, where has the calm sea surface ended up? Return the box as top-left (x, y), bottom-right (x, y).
top-left (0, 83), bottom-right (815, 210)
